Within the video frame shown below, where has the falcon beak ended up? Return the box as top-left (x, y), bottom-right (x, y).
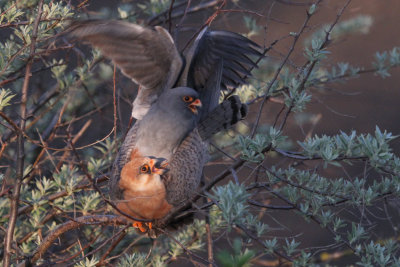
top-left (150, 159), bottom-right (168, 175)
top-left (188, 99), bottom-right (202, 114)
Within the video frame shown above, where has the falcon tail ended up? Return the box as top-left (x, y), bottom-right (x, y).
top-left (197, 95), bottom-right (247, 140)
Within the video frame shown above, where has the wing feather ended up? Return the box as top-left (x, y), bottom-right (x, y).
top-left (68, 20), bottom-right (183, 119)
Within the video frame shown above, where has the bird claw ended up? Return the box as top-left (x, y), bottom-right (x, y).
top-left (132, 221), bottom-right (152, 232)
top-left (132, 221), bottom-right (146, 232)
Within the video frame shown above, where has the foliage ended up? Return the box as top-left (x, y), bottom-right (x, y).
top-left (1, 1), bottom-right (400, 266)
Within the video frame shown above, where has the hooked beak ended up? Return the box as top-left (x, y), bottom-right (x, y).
top-left (188, 99), bottom-right (202, 114)
top-left (149, 159), bottom-right (168, 175)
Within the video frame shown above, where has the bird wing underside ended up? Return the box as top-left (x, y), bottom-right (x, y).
top-left (187, 29), bottom-right (263, 93)
top-left (68, 20), bottom-right (183, 119)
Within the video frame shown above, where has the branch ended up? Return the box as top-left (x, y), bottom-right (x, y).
top-left (28, 215), bottom-right (128, 264)
top-left (236, 224), bottom-right (293, 263)
top-left (67, 134), bottom-right (153, 223)
top-left (277, 0), bottom-right (353, 132)
top-left (251, 0), bottom-right (324, 137)
top-left (148, 0), bottom-right (220, 26)
top-left (3, 2), bottom-right (44, 266)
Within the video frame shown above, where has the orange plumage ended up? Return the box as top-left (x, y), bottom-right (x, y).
top-left (116, 151), bottom-right (171, 232)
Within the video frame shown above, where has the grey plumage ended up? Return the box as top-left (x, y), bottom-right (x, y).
top-left (67, 20), bottom-right (262, 119)
top-left (69, 20), bottom-right (260, 224)
top-left (163, 129), bottom-right (208, 207)
top-left (110, 87), bottom-right (201, 201)
top-left (68, 20), bottom-right (183, 119)
top-left (197, 95), bottom-right (248, 141)
top-left (135, 87), bottom-right (199, 160)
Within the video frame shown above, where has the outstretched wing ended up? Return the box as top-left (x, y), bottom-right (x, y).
top-left (68, 20), bottom-right (183, 119)
top-left (183, 28), bottom-right (263, 92)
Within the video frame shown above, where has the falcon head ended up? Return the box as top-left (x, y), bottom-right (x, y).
top-left (158, 87), bottom-right (202, 118)
top-left (120, 157), bottom-right (169, 191)
top-left (182, 95), bottom-right (202, 115)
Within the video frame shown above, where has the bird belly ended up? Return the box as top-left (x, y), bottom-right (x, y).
top-left (120, 187), bottom-right (172, 220)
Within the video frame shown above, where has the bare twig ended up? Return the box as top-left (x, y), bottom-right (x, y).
top-left (29, 215), bottom-right (128, 264)
top-left (157, 228), bottom-right (215, 266)
top-left (205, 215), bottom-right (214, 267)
top-left (3, 2), bottom-right (44, 266)
top-left (277, 0), bottom-right (353, 132)
top-left (168, 0), bottom-right (176, 33)
top-left (236, 224), bottom-right (293, 263)
top-left (148, 0), bottom-right (220, 26)
top-left (251, 0), bottom-right (324, 138)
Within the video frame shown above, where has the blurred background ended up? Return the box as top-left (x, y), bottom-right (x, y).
top-left (77, 1), bottom-right (400, 265)
top-left (1, 0), bottom-right (400, 265)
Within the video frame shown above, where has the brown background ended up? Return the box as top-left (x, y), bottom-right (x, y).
top-left (78, 0), bottom-right (400, 265)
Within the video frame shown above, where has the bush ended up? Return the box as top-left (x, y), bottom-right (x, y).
top-left (1, 1), bottom-right (399, 266)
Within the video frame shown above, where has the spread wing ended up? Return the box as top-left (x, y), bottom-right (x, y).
top-left (68, 20), bottom-right (183, 119)
top-left (183, 28), bottom-right (263, 92)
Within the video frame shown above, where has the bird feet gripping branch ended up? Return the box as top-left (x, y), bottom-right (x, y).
top-left (132, 221), bottom-right (152, 232)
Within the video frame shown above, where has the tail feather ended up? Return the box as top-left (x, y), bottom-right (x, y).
top-left (197, 95), bottom-right (247, 140)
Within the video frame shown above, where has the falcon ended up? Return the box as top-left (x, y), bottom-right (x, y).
top-left (68, 19), bottom-right (262, 120)
top-left (117, 155), bottom-right (170, 232)
top-left (68, 20), bottom-right (260, 231)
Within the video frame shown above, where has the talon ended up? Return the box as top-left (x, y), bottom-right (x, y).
top-left (133, 221), bottom-right (142, 229)
top-left (138, 225), bottom-right (146, 232)
top-left (146, 222), bottom-right (153, 230)
top-left (133, 221), bottom-right (147, 232)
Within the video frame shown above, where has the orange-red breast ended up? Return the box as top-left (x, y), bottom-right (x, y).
top-left (69, 20), bottom-right (258, 230)
top-left (117, 155), bottom-right (171, 232)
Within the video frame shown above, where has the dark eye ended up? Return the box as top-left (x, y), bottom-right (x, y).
top-left (140, 164), bottom-right (150, 174)
top-left (182, 96), bottom-right (193, 103)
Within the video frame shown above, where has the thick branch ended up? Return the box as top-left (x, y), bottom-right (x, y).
top-left (29, 215), bottom-right (128, 264)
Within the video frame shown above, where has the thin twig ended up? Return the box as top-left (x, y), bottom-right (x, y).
top-left (157, 228), bottom-right (214, 266)
top-left (251, 0), bottom-right (324, 138)
top-left (168, 0), bottom-right (176, 33)
top-left (29, 215), bottom-right (128, 264)
top-left (3, 2), bottom-right (44, 266)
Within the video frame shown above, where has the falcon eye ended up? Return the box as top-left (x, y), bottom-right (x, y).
top-left (140, 164), bottom-right (151, 174)
top-left (182, 96), bottom-right (194, 103)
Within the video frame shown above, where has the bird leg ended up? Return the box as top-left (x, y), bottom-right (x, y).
top-left (132, 221), bottom-right (146, 232)
top-left (132, 221), bottom-right (153, 232)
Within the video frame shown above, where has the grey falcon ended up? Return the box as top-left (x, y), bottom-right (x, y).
top-left (68, 20), bottom-right (261, 230)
